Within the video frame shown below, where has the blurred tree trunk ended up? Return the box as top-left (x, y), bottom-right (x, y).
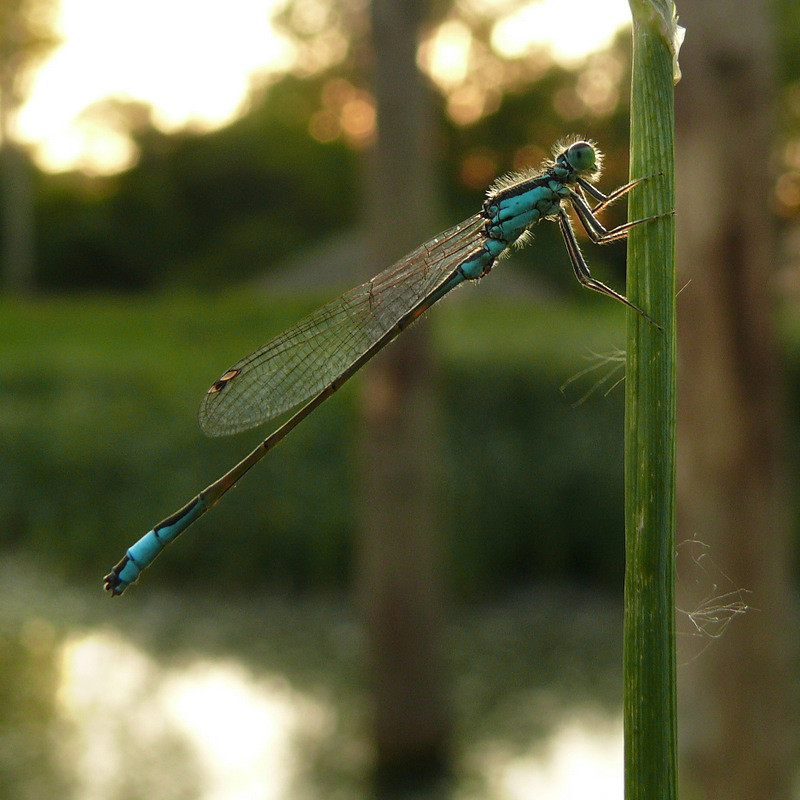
top-left (0, 70), bottom-right (34, 294)
top-left (355, 0), bottom-right (451, 795)
top-left (0, 129), bottom-right (34, 294)
top-left (675, 2), bottom-right (797, 798)
top-left (0, 0), bottom-right (60, 293)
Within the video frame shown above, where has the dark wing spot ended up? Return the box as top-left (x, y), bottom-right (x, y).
top-left (207, 368), bottom-right (241, 395)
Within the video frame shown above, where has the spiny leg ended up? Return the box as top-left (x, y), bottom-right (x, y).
top-left (576, 174), bottom-right (652, 214)
top-left (557, 207), bottom-right (663, 330)
top-left (569, 188), bottom-right (668, 245)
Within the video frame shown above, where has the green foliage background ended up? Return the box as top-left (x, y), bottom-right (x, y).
top-left (0, 291), bottom-right (636, 598)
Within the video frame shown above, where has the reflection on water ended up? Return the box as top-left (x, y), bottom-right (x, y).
top-left (58, 631), bottom-right (334, 800)
top-left (470, 713), bottom-right (622, 800)
top-left (56, 632), bottom-right (203, 800)
top-left (0, 562), bottom-right (625, 800)
top-left (57, 633), bottom-right (621, 800)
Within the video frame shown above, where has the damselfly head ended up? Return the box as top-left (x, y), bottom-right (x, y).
top-left (553, 136), bottom-right (603, 183)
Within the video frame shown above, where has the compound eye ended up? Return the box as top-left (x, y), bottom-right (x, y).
top-left (566, 141), bottom-right (595, 172)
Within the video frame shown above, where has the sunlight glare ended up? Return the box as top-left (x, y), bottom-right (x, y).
top-left (162, 661), bottom-right (330, 800)
top-left (56, 631), bottom-right (625, 799)
top-left (15, 0), bottom-right (632, 174)
top-left (57, 631), bottom-right (176, 795)
top-left (57, 630), bottom-right (333, 800)
top-left (492, 0), bottom-right (631, 65)
top-left (419, 19), bottom-right (472, 90)
top-left (474, 711), bottom-right (623, 800)
top-left (18, 0), bottom-right (294, 173)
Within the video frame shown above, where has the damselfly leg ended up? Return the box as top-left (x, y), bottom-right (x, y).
top-left (558, 174), bottom-right (668, 330)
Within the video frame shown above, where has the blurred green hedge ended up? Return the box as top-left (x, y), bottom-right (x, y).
top-left (0, 291), bottom-right (654, 599)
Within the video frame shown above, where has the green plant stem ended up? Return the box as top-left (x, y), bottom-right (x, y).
top-left (624, 2), bottom-right (678, 800)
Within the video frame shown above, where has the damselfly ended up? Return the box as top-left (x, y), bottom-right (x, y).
top-left (104, 137), bottom-right (663, 596)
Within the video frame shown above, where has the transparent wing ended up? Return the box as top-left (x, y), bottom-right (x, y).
top-left (198, 214), bottom-right (485, 436)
